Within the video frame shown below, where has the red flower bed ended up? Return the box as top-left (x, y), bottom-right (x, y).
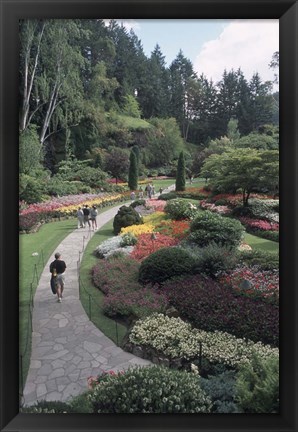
top-left (146, 199), bottom-right (167, 211)
top-left (130, 233), bottom-right (180, 261)
top-left (163, 274), bottom-right (279, 347)
top-left (219, 267), bottom-right (279, 304)
top-left (238, 217), bottom-right (279, 231)
top-left (155, 219), bottom-right (190, 239)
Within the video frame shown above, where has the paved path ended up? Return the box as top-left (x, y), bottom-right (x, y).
top-left (23, 204), bottom-right (152, 406)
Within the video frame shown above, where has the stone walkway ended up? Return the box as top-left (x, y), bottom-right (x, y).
top-left (23, 204), bottom-right (152, 406)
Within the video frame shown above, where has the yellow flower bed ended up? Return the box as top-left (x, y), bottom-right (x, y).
top-left (120, 223), bottom-right (155, 236)
top-left (143, 212), bottom-right (167, 227)
top-left (57, 194), bottom-right (123, 215)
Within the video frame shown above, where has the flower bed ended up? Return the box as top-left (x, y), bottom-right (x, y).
top-left (163, 275), bottom-right (279, 347)
top-left (200, 200), bottom-right (231, 215)
top-left (219, 266), bottom-right (279, 304)
top-left (128, 314), bottom-right (278, 369)
top-left (130, 233), bottom-right (180, 261)
top-left (238, 217), bottom-right (279, 232)
top-left (120, 223), bottom-right (155, 237)
top-left (154, 219), bottom-right (190, 239)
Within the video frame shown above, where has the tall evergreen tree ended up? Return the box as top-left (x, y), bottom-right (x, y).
top-left (128, 150), bottom-right (138, 190)
top-left (175, 151), bottom-right (186, 191)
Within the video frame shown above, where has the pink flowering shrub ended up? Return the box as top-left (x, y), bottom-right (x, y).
top-left (219, 266), bottom-right (279, 304)
top-left (130, 233), bottom-right (180, 261)
top-left (239, 217), bottom-right (279, 231)
top-left (146, 199), bottom-right (167, 212)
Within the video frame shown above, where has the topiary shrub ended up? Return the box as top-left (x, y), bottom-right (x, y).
top-left (88, 366), bottom-right (212, 413)
top-left (189, 210), bottom-right (244, 248)
top-left (159, 192), bottom-right (178, 201)
top-left (130, 199), bottom-right (146, 208)
top-left (164, 198), bottom-right (199, 220)
top-left (113, 205), bottom-right (143, 235)
top-left (138, 246), bottom-right (197, 285)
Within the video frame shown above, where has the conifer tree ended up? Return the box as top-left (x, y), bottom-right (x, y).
top-left (128, 150), bottom-right (138, 190)
top-left (175, 151), bottom-right (186, 191)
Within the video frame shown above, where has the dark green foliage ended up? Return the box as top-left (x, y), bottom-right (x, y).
top-left (253, 230), bottom-right (279, 242)
top-left (19, 174), bottom-right (45, 204)
top-left (175, 151), bottom-right (186, 191)
top-left (189, 210), bottom-right (244, 248)
top-left (128, 150), bottom-right (138, 190)
top-left (192, 242), bottom-right (239, 278)
top-left (159, 192), bottom-right (178, 200)
top-left (130, 199), bottom-right (146, 208)
top-left (200, 371), bottom-right (241, 413)
top-left (89, 366), bottom-right (212, 413)
top-left (239, 249), bottom-right (279, 271)
top-left (138, 246), bottom-right (197, 285)
top-left (235, 353), bottom-right (279, 413)
top-left (21, 400), bottom-right (72, 413)
top-left (113, 205), bottom-right (143, 235)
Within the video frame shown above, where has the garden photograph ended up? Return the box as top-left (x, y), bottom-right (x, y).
top-left (18, 17), bottom-right (280, 415)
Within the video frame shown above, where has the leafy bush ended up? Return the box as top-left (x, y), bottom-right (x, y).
top-left (21, 400), bottom-right (71, 413)
top-left (129, 313), bottom-right (278, 368)
top-left (113, 205), bottom-right (143, 235)
top-left (189, 211), bottom-right (244, 248)
top-left (253, 230), bottom-right (279, 242)
top-left (239, 249), bottom-right (279, 271)
top-left (89, 366), bottom-right (212, 413)
top-left (163, 275), bottom-right (279, 346)
top-left (200, 371), bottom-right (241, 413)
top-left (19, 174), bottom-right (45, 204)
top-left (120, 232), bottom-right (138, 246)
top-left (138, 247), bottom-right (197, 285)
top-left (130, 199), bottom-right (146, 208)
top-left (235, 353), bottom-right (279, 413)
top-left (164, 198), bottom-right (199, 220)
top-left (159, 192), bottom-right (178, 201)
top-left (192, 242), bottom-right (239, 278)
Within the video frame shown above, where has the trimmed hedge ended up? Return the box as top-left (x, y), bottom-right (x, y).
top-left (138, 247), bottom-right (197, 285)
top-left (189, 210), bottom-right (244, 248)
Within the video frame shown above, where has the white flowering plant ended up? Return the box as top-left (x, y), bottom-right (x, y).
top-left (129, 314), bottom-right (278, 368)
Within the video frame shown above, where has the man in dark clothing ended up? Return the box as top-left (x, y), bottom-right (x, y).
top-left (82, 205), bottom-right (91, 228)
top-left (49, 252), bottom-right (67, 303)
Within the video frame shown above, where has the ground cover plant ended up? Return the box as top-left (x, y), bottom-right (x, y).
top-left (92, 254), bottom-right (167, 320)
top-left (163, 275), bottom-right (279, 346)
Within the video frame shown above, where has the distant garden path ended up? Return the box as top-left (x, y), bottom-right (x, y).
top-left (23, 204), bottom-right (153, 406)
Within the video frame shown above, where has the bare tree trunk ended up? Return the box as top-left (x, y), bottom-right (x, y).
top-left (19, 21), bottom-right (45, 131)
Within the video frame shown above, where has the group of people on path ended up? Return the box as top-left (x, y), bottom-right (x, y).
top-left (77, 205), bottom-right (98, 230)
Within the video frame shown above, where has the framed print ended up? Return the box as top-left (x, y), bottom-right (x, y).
top-left (0, 0), bottom-right (297, 431)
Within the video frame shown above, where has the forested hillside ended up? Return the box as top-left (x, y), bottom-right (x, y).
top-left (19, 19), bottom-right (279, 203)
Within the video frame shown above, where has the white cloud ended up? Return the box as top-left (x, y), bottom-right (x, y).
top-left (194, 20), bottom-right (279, 87)
top-left (103, 19), bottom-right (141, 32)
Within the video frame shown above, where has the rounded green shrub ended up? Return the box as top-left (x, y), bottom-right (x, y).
top-left (159, 192), bottom-right (178, 201)
top-left (189, 210), bottom-right (244, 248)
top-left (130, 199), bottom-right (146, 208)
top-left (164, 198), bottom-right (199, 220)
top-left (113, 205), bottom-right (143, 235)
top-left (89, 366), bottom-right (212, 413)
top-left (138, 246), bottom-right (197, 285)
top-left (193, 242), bottom-right (239, 278)
top-left (239, 249), bottom-right (279, 271)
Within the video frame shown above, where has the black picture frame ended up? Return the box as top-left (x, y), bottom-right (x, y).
top-left (1, 0), bottom-right (297, 431)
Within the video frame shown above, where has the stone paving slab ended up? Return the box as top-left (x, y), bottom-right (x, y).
top-left (23, 203), bottom-right (153, 406)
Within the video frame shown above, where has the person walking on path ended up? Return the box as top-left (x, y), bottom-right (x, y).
top-left (90, 205), bottom-right (98, 231)
top-left (77, 207), bottom-right (84, 229)
top-left (82, 205), bottom-right (91, 228)
top-left (49, 252), bottom-right (66, 303)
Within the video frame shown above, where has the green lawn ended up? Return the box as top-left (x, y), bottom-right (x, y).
top-left (244, 232), bottom-right (279, 253)
top-left (79, 219), bottom-right (127, 345)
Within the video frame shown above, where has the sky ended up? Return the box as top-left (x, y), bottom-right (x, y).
top-left (105, 19), bottom-right (279, 90)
